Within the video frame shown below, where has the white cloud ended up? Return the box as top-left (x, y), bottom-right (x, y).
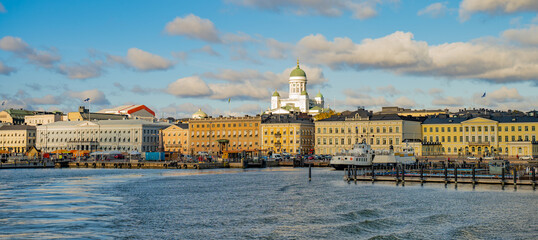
top-left (459, 0), bottom-right (538, 21)
top-left (0, 61), bottom-right (16, 75)
top-left (164, 14), bottom-right (220, 43)
top-left (222, 32), bottom-right (257, 44)
top-left (0, 2), bottom-right (6, 13)
top-left (56, 60), bottom-right (104, 79)
top-left (295, 31), bottom-right (538, 83)
top-left (195, 45), bottom-right (220, 56)
top-left (393, 96), bottom-right (416, 108)
top-left (259, 38), bottom-right (293, 59)
top-left (109, 48), bottom-right (173, 71)
top-left (0, 36), bottom-right (29, 52)
top-left (376, 85), bottom-right (400, 96)
top-left (432, 96), bottom-right (465, 107)
top-left (26, 94), bottom-right (63, 105)
top-left (342, 89), bottom-right (390, 108)
top-left (502, 25), bottom-right (538, 46)
top-left (66, 89), bottom-right (110, 105)
top-left (166, 76), bottom-right (212, 97)
top-left (208, 82), bottom-right (269, 100)
top-left (232, 103), bottom-right (262, 115)
top-left (0, 36), bottom-right (61, 69)
top-left (126, 48), bottom-right (173, 71)
top-left (428, 88), bottom-right (444, 95)
top-left (418, 2), bottom-right (448, 18)
top-left (226, 0), bottom-right (396, 20)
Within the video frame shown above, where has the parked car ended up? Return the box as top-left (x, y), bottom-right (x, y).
top-left (519, 155), bottom-right (534, 160)
top-left (466, 156), bottom-right (478, 160)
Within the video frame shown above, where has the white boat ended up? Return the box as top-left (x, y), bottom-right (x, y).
top-left (330, 142), bottom-right (374, 170)
top-left (372, 146), bottom-right (416, 165)
top-left (330, 143), bottom-right (416, 170)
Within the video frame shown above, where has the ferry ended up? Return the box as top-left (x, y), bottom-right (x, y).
top-left (329, 142), bottom-right (373, 170)
top-left (330, 143), bottom-right (416, 170)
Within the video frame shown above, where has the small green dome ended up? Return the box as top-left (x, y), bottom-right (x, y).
top-left (301, 90), bottom-right (308, 96)
top-left (316, 91), bottom-right (323, 98)
top-left (272, 90), bottom-right (280, 97)
top-left (192, 108), bottom-right (208, 119)
top-left (290, 60), bottom-right (306, 77)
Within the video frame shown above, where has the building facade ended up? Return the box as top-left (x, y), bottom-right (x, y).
top-left (36, 120), bottom-right (170, 153)
top-left (261, 114), bottom-right (315, 155)
top-left (0, 109), bottom-right (37, 125)
top-left (267, 61), bottom-right (325, 115)
top-left (188, 114), bottom-right (261, 156)
top-left (0, 125), bottom-right (37, 153)
top-left (25, 114), bottom-right (63, 126)
top-left (315, 110), bottom-right (422, 155)
top-left (162, 123), bottom-right (189, 153)
top-left (97, 105), bottom-right (156, 121)
top-left (68, 106), bottom-right (127, 121)
top-left (422, 115), bottom-right (538, 157)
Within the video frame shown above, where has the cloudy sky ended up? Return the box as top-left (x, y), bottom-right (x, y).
top-left (1, 0), bottom-right (538, 118)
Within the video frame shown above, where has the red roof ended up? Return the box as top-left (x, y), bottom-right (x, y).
top-left (127, 105), bottom-right (155, 117)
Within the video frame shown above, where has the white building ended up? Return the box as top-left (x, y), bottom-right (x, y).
top-left (36, 120), bottom-right (170, 153)
top-left (25, 114), bottom-right (63, 126)
top-left (267, 61), bottom-right (325, 115)
top-left (97, 105), bottom-right (156, 121)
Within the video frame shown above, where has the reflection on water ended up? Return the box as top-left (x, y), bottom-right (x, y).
top-left (0, 168), bottom-right (537, 239)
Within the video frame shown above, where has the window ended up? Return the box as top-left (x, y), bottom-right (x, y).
top-left (447, 127), bottom-right (451, 132)
top-left (441, 136), bottom-right (445, 142)
top-left (436, 127), bottom-right (439, 132)
top-left (424, 127), bottom-right (427, 133)
top-left (525, 126), bottom-right (528, 131)
top-left (441, 127), bottom-right (445, 132)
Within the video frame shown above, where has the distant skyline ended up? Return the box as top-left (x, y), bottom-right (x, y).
top-left (1, 0), bottom-right (538, 118)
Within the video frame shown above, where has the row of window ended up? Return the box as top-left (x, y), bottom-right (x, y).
top-left (193, 123), bottom-right (259, 129)
top-left (264, 129), bottom-right (313, 135)
top-left (264, 139), bottom-right (313, 144)
top-left (192, 142), bottom-right (258, 147)
top-left (0, 139), bottom-right (33, 144)
top-left (424, 125), bottom-right (537, 133)
top-left (316, 137), bottom-right (400, 146)
top-left (424, 135), bottom-right (537, 143)
top-left (317, 126), bottom-right (400, 134)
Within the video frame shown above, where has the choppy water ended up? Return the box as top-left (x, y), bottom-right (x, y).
top-left (0, 168), bottom-right (537, 239)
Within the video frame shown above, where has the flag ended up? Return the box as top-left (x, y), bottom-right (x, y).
top-left (84, 98), bottom-right (90, 102)
top-left (1, 101), bottom-right (4, 106)
top-left (481, 92), bottom-right (486, 98)
top-left (228, 98), bottom-right (231, 103)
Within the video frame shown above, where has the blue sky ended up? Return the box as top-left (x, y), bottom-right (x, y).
top-left (1, 0), bottom-right (538, 118)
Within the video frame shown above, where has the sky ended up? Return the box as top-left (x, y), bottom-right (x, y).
top-left (1, 0), bottom-right (538, 118)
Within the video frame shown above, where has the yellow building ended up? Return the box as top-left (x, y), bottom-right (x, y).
top-left (0, 125), bottom-right (37, 153)
top-left (162, 123), bottom-right (189, 153)
top-left (422, 115), bottom-right (538, 157)
top-left (315, 109), bottom-right (423, 155)
top-left (25, 114), bottom-right (63, 126)
top-left (0, 109), bottom-right (36, 125)
top-left (188, 111), bottom-right (261, 156)
top-left (378, 106), bottom-right (449, 117)
top-left (67, 106), bottom-right (126, 121)
top-left (261, 114), bottom-right (314, 155)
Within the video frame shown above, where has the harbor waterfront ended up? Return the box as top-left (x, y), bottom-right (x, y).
top-left (0, 168), bottom-right (537, 239)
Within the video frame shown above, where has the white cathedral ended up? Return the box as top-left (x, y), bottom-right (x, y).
top-left (266, 61), bottom-right (326, 115)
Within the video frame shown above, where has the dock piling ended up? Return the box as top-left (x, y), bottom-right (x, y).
top-left (454, 164), bottom-right (458, 184)
top-left (444, 163), bottom-right (448, 185)
top-left (472, 166), bottom-right (476, 187)
top-left (371, 165), bottom-right (375, 182)
top-left (513, 169), bottom-right (517, 189)
top-left (531, 167), bottom-right (536, 190)
top-left (501, 167), bottom-right (504, 189)
top-left (420, 164), bottom-right (424, 185)
top-left (308, 163), bottom-right (312, 181)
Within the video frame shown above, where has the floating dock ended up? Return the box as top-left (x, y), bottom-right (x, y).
top-left (343, 164), bottom-right (537, 189)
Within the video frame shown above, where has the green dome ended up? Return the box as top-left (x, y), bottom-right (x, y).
top-left (290, 60), bottom-right (306, 77)
top-left (192, 108), bottom-right (208, 119)
top-left (301, 90), bottom-right (308, 96)
top-left (272, 90), bottom-right (280, 97)
top-left (316, 91), bottom-right (323, 98)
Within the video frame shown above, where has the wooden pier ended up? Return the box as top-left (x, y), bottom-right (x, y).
top-left (343, 164), bottom-right (537, 189)
top-left (59, 161), bottom-right (226, 169)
